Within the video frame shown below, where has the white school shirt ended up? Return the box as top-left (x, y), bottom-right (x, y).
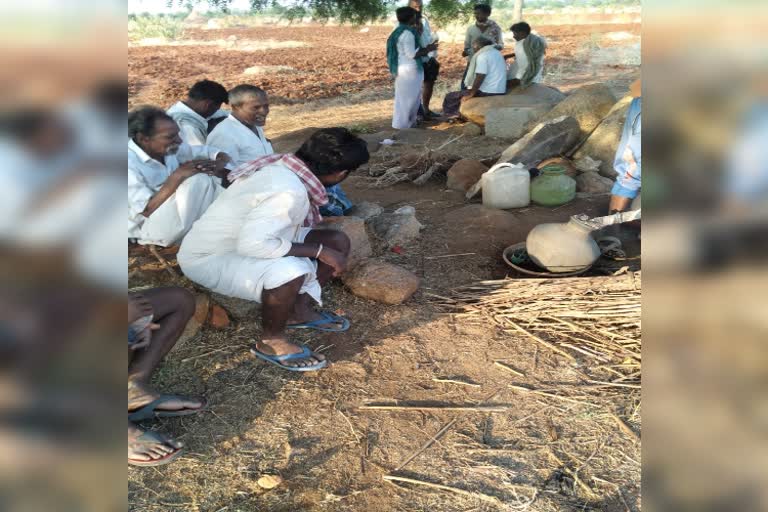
top-left (127, 138), bottom-right (222, 239)
top-left (513, 37), bottom-right (545, 83)
top-left (473, 48), bottom-right (507, 94)
top-left (206, 115), bottom-right (274, 168)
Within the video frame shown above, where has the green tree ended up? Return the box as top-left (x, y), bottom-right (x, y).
top-left (185, 0), bottom-right (504, 25)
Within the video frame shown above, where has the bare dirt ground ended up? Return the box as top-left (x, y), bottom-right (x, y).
top-left (129, 20), bottom-right (641, 512)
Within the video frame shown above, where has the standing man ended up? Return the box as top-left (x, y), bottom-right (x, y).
top-left (462, 4), bottom-right (504, 89)
top-left (387, 7), bottom-right (438, 130)
top-left (167, 79), bottom-right (229, 146)
top-left (409, 0), bottom-right (440, 120)
top-left (505, 22), bottom-right (546, 90)
top-left (207, 84), bottom-right (274, 167)
top-left (128, 106), bottom-right (232, 247)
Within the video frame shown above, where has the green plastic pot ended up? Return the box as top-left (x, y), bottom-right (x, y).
top-left (530, 165), bottom-right (576, 207)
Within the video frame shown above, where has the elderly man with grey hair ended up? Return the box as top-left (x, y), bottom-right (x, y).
top-left (206, 84), bottom-right (274, 167)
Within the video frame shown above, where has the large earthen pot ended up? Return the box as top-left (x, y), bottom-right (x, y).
top-left (526, 217), bottom-right (601, 273)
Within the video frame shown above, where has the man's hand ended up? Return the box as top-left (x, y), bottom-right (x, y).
top-left (462, 49), bottom-right (469, 57)
top-left (318, 247), bottom-right (348, 277)
top-left (130, 323), bottom-right (160, 351)
top-left (507, 78), bottom-right (521, 88)
top-left (460, 94), bottom-right (475, 103)
top-left (426, 42), bottom-right (439, 52)
top-left (173, 159), bottom-right (216, 181)
top-left (213, 153), bottom-right (232, 178)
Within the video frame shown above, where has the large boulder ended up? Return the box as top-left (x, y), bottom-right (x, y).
top-left (575, 171), bottom-right (614, 194)
top-left (460, 84), bottom-right (565, 126)
top-left (317, 216), bottom-right (372, 269)
top-left (572, 95), bottom-right (633, 178)
top-left (530, 84), bottom-right (617, 141)
top-left (497, 116), bottom-right (580, 167)
top-left (342, 260), bottom-right (420, 304)
top-left (371, 206), bottom-right (423, 248)
top-left (446, 159), bottom-right (489, 192)
top-left (485, 105), bottom-right (550, 140)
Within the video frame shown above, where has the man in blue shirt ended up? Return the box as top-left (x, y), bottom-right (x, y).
top-left (609, 79), bottom-right (642, 213)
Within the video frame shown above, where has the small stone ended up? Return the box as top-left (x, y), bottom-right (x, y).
top-left (342, 260), bottom-right (420, 304)
top-left (463, 123), bottom-right (483, 136)
top-left (371, 207), bottom-right (423, 248)
top-left (209, 305), bottom-right (230, 329)
top-left (446, 159), bottom-right (489, 192)
top-left (575, 171), bottom-right (614, 194)
top-left (347, 201), bottom-right (384, 222)
top-left (257, 475), bottom-right (283, 489)
top-left (318, 216), bottom-right (372, 269)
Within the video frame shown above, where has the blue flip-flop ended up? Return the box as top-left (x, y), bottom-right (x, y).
top-left (250, 345), bottom-right (328, 372)
top-left (128, 395), bottom-right (207, 422)
top-left (286, 311), bottom-right (350, 333)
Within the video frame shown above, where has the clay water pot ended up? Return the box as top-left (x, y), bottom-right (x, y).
top-left (526, 217), bottom-right (600, 273)
top-left (530, 165), bottom-right (576, 207)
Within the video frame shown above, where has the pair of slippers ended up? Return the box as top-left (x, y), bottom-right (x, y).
top-left (251, 311), bottom-right (350, 373)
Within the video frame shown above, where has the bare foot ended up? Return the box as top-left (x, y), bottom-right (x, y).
top-left (254, 337), bottom-right (326, 369)
top-left (287, 294), bottom-right (346, 330)
top-left (128, 422), bottom-right (182, 466)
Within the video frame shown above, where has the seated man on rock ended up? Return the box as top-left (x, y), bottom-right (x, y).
top-left (442, 36), bottom-right (507, 119)
top-left (178, 128), bottom-right (370, 372)
top-left (167, 79), bottom-right (230, 146)
top-left (207, 84), bottom-right (274, 167)
top-left (128, 106), bottom-right (232, 247)
top-left (128, 288), bottom-right (206, 467)
top-left (505, 22), bottom-right (546, 90)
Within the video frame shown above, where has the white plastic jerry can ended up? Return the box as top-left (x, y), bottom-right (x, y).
top-left (481, 163), bottom-right (531, 209)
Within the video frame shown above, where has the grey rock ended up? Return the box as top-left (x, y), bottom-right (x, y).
top-left (371, 206), bottom-right (423, 248)
top-left (485, 105), bottom-right (550, 140)
top-left (575, 171), bottom-right (614, 194)
top-left (463, 123), bottom-right (483, 136)
top-left (497, 116), bottom-right (581, 167)
top-left (573, 95), bottom-right (633, 179)
top-left (460, 84), bottom-right (565, 126)
top-left (347, 201), bottom-right (384, 222)
top-left (317, 216), bottom-right (372, 269)
top-left (529, 83), bottom-right (617, 141)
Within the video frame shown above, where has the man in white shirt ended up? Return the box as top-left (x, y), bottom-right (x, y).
top-left (442, 37), bottom-right (507, 118)
top-left (505, 22), bottom-right (546, 89)
top-left (409, 0), bottom-right (440, 119)
top-left (206, 84), bottom-right (274, 167)
top-left (128, 106), bottom-right (232, 247)
top-left (167, 79), bottom-right (230, 146)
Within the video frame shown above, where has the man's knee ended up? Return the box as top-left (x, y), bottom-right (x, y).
top-left (171, 287), bottom-right (196, 319)
top-left (178, 173), bottom-right (217, 195)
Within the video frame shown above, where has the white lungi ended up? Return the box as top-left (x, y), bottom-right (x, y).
top-left (177, 164), bottom-right (322, 305)
top-left (138, 173), bottom-right (223, 247)
top-left (392, 30), bottom-right (424, 130)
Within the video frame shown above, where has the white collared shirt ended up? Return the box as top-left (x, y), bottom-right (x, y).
top-left (513, 37), bottom-right (545, 83)
top-left (473, 48), bottom-right (507, 94)
top-left (206, 115), bottom-right (274, 167)
top-left (128, 138), bottom-right (221, 238)
top-left (166, 101), bottom-right (230, 146)
top-left (420, 17), bottom-right (437, 61)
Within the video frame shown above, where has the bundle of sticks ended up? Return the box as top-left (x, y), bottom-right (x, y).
top-left (430, 272), bottom-right (641, 391)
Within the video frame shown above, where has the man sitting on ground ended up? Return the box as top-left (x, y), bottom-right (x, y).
top-left (505, 22), bottom-right (546, 90)
top-left (207, 84), bottom-right (274, 167)
top-left (128, 288), bottom-right (206, 467)
top-left (178, 128), bottom-right (369, 372)
top-left (167, 79), bottom-right (230, 146)
top-left (128, 106), bottom-right (232, 247)
top-left (442, 36), bottom-right (507, 119)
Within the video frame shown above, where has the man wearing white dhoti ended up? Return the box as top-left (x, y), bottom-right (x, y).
top-left (505, 22), bottom-right (547, 90)
top-left (178, 128), bottom-right (369, 371)
top-left (167, 79), bottom-right (230, 146)
top-left (387, 7), bottom-right (438, 130)
top-left (128, 106), bottom-right (232, 247)
top-left (206, 84), bottom-right (274, 167)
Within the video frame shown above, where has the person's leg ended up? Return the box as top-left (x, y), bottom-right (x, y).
top-left (422, 80), bottom-right (435, 117)
top-left (609, 195), bottom-right (633, 214)
top-left (128, 287), bottom-right (202, 413)
top-left (254, 276), bottom-right (325, 368)
top-left (128, 421), bottom-right (183, 465)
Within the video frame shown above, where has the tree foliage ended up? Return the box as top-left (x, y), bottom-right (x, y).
top-left (190, 0), bottom-right (494, 25)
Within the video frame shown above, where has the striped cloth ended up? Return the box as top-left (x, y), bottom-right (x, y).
top-left (228, 153), bottom-right (329, 227)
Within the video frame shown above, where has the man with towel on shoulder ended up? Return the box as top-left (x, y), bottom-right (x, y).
top-left (505, 22), bottom-right (547, 90)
